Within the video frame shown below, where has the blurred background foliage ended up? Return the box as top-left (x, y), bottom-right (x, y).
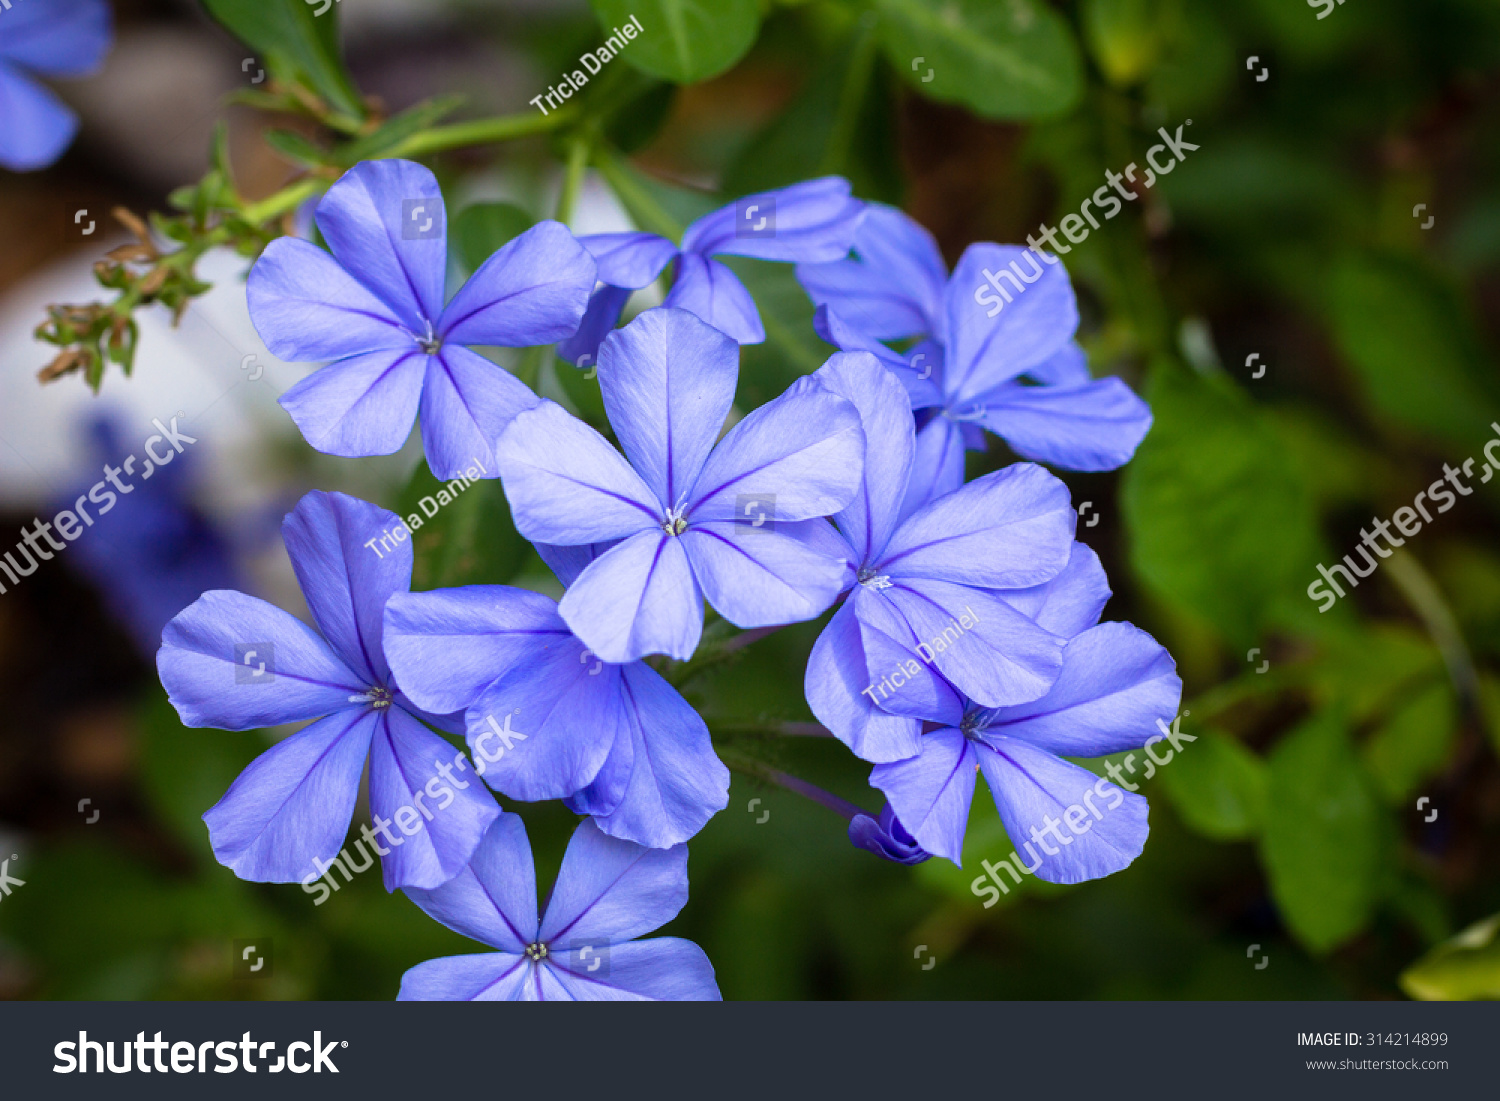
top-left (2, 0), bottom-right (1500, 1000)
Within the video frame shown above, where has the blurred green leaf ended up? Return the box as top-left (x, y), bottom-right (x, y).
top-left (1156, 729), bottom-right (1268, 841)
top-left (201, 0), bottom-right (363, 119)
top-left (1261, 710), bottom-right (1389, 953)
top-left (138, 691), bottom-right (265, 860)
top-left (397, 461), bottom-right (529, 590)
top-left (1082, 0), bottom-right (1165, 86)
top-left (1400, 912), bottom-right (1500, 1000)
top-left (1362, 679), bottom-right (1456, 803)
top-left (1311, 625), bottom-right (1443, 724)
top-left (722, 20), bottom-right (902, 203)
top-left (452, 202), bottom-right (537, 276)
top-left (1122, 363), bottom-right (1323, 646)
top-left (588, 0), bottom-right (761, 83)
top-left (1328, 254), bottom-right (1500, 453)
top-left (875, 0), bottom-right (1084, 119)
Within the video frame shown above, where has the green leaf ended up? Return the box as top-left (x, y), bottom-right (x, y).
top-left (1121, 363), bottom-right (1324, 646)
top-left (263, 129), bottom-right (328, 170)
top-left (1082, 0), bottom-right (1166, 86)
top-left (397, 460), bottom-right (529, 591)
top-left (201, 0), bottom-right (363, 119)
top-left (1362, 679), bottom-right (1456, 803)
top-left (1156, 729), bottom-right (1268, 841)
top-left (334, 95), bottom-right (465, 165)
top-left (1260, 710), bottom-right (1389, 953)
top-left (137, 690), bottom-right (265, 860)
top-left (874, 0), bottom-right (1083, 120)
top-left (1328, 254), bottom-right (1500, 453)
top-left (1400, 913), bottom-right (1500, 1000)
top-left (587, 0), bottom-right (761, 84)
top-left (452, 203), bottom-right (537, 276)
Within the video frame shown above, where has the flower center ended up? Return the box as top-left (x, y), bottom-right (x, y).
top-left (349, 686), bottom-right (395, 709)
top-left (662, 505), bottom-right (689, 537)
top-left (524, 942), bottom-right (549, 962)
top-left (857, 567), bottom-right (893, 590)
top-left (416, 323), bottom-right (442, 356)
top-left (941, 403), bottom-right (987, 423)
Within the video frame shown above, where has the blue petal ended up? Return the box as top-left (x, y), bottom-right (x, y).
top-left (313, 159), bottom-right (447, 332)
top-left (403, 812), bottom-right (539, 952)
top-left (976, 377), bottom-right (1153, 472)
top-left (869, 727), bottom-right (976, 864)
top-left (880, 462), bottom-right (1076, 588)
top-left (662, 253), bottom-right (764, 344)
top-left (158, 590), bottom-right (362, 730)
top-left (438, 220), bottom-right (595, 347)
top-left (557, 284), bottom-right (634, 367)
top-left (805, 601), bottom-right (926, 763)
top-left (974, 735), bottom-right (1149, 884)
top-left (984, 621), bottom-right (1182, 757)
top-left (1026, 341), bottom-right (1091, 386)
top-left (998, 542), bottom-right (1110, 639)
top-left (688, 375), bottom-right (864, 523)
top-left (419, 345), bottom-right (538, 480)
top-left (585, 663), bottom-right (729, 847)
top-left (384, 586), bottom-right (571, 715)
top-left (277, 348), bottom-right (426, 458)
top-left (797, 202), bottom-right (946, 341)
top-left (599, 308), bottom-right (738, 510)
top-left (0, 62), bottom-right (77, 172)
top-left (814, 351), bottom-right (915, 563)
top-left (812, 305), bottom-right (943, 409)
top-left (535, 541), bottom-right (620, 588)
top-left (546, 939), bottom-right (721, 1001)
top-left (879, 578), bottom-right (1065, 708)
top-left (682, 523), bottom-right (849, 628)
top-left (848, 803), bottom-right (932, 865)
top-left (369, 707), bottom-right (501, 891)
top-left (248, 237), bottom-right (412, 362)
top-left (398, 953), bottom-right (529, 1001)
top-left (495, 400), bottom-right (661, 544)
top-left (557, 530), bottom-right (702, 663)
top-left (539, 818), bottom-right (689, 943)
top-left (577, 232), bottom-right (679, 287)
top-left (282, 490), bottom-right (409, 684)
top-left (0, 0), bottom-right (111, 76)
top-left (850, 586), bottom-right (968, 725)
top-left (683, 177), bottom-right (865, 263)
top-left (203, 707), bottom-right (376, 882)
top-left (944, 245), bottom-right (1079, 406)
top-left (464, 647), bottom-right (626, 803)
top-left (899, 413), bottom-right (967, 521)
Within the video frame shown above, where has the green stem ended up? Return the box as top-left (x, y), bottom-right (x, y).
top-left (555, 136), bottom-right (591, 226)
top-left (389, 105), bottom-right (580, 159)
top-left (1386, 550), bottom-right (1480, 711)
top-left (242, 178), bottom-right (324, 225)
top-left (819, 13), bottom-right (880, 177)
top-left (592, 145), bottom-right (684, 241)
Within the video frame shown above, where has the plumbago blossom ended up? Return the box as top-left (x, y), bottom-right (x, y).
top-left (247, 159), bottom-right (596, 479)
top-left (496, 307), bottom-right (865, 663)
top-left (557, 177), bottom-right (865, 365)
top-left (382, 544), bottom-right (730, 849)
top-left (157, 491), bottom-right (499, 890)
top-left (800, 352), bottom-right (1078, 763)
top-left (400, 814), bottom-right (718, 1001)
top-left (797, 203), bottom-right (1153, 504)
top-left (0, 0), bottom-right (111, 172)
top-left (152, 164), bottom-right (1171, 999)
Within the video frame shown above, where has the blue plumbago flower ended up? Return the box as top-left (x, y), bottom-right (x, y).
top-left (157, 490), bottom-right (499, 890)
top-left (801, 352), bottom-right (1077, 764)
top-left (399, 812), bottom-right (720, 1001)
top-left (797, 203), bottom-right (1152, 502)
top-left (557, 177), bottom-right (865, 364)
top-left (866, 547), bottom-right (1183, 874)
top-left (382, 546), bottom-right (730, 849)
top-left (0, 0), bottom-right (111, 171)
top-left (496, 307), bottom-right (865, 663)
top-left (247, 159), bottom-right (596, 479)
top-left (848, 803), bottom-right (930, 866)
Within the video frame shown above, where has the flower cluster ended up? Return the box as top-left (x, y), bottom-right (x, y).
top-left (157, 159), bottom-right (1180, 1001)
